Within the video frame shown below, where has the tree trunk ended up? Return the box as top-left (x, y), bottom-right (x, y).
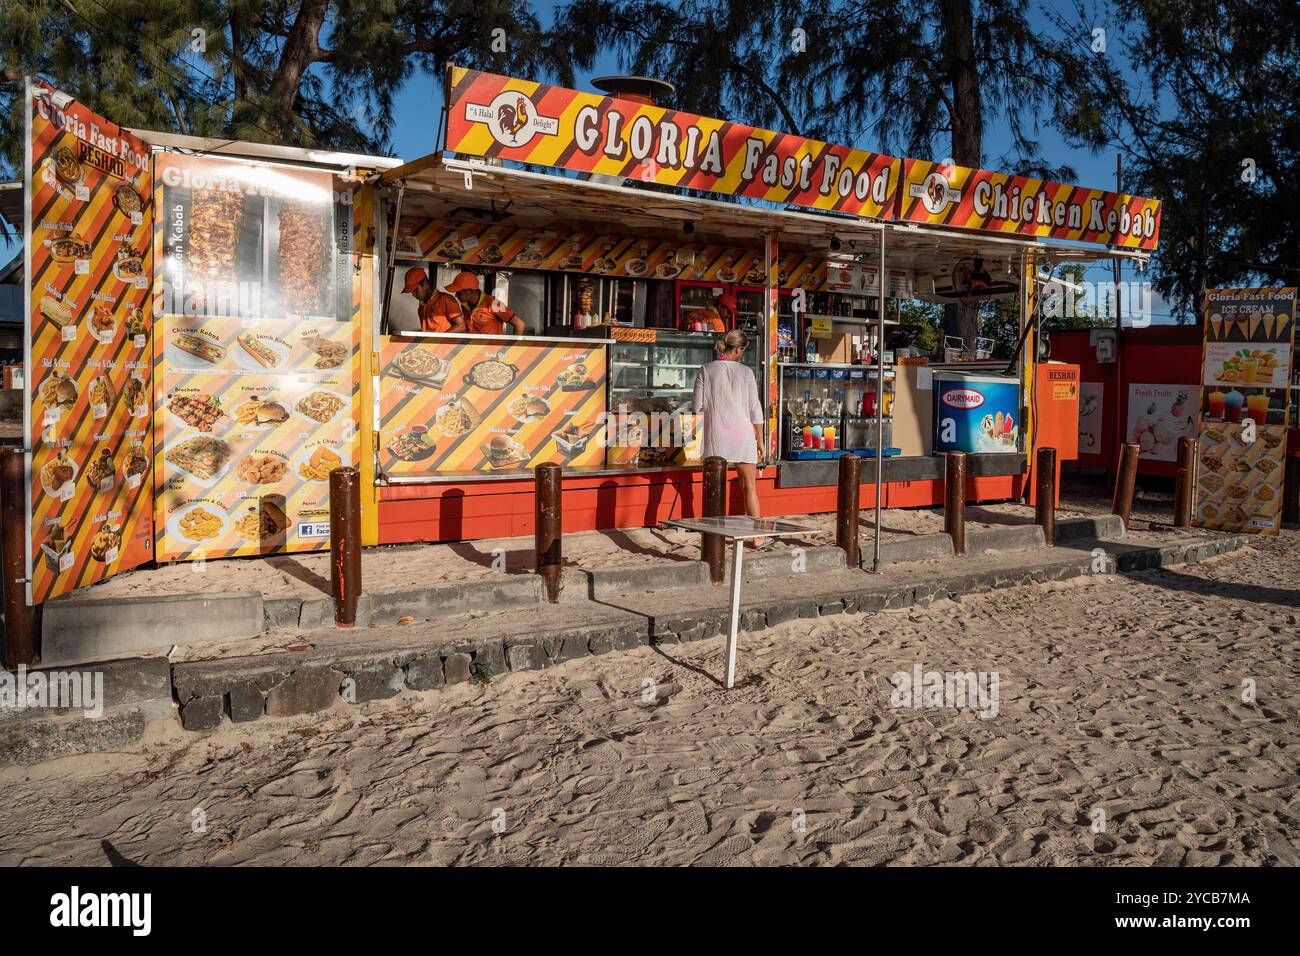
top-left (265, 0), bottom-right (329, 138)
top-left (940, 0), bottom-right (982, 352)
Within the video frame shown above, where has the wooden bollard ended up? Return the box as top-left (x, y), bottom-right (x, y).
top-left (1284, 454), bottom-right (1300, 525)
top-left (1, 447), bottom-right (36, 666)
top-left (1112, 441), bottom-right (1141, 530)
top-left (1174, 436), bottom-right (1197, 527)
top-left (836, 453), bottom-right (861, 567)
top-left (944, 451), bottom-right (967, 557)
top-left (534, 462), bottom-right (562, 603)
top-left (701, 456), bottom-right (727, 584)
top-left (329, 466), bottom-right (362, 627)
top-left (1035, 446), bottom-right (1057, 546)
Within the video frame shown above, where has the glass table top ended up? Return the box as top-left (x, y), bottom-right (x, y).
top-left (663, 516), bottom-right (818, 539)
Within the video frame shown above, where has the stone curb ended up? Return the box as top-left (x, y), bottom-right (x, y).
top-left (42, 517), bottom-right (1131, 658)
top-left (42, 592), bottom-right (264, 666)
top-left (163, 531), bottom-right (1245, 733)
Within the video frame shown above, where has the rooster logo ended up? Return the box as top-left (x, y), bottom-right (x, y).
top-left (496, 95), bottom-right (530, 143)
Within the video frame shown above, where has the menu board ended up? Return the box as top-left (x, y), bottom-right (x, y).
top-left (153, 153), bottom-right (360, 560)
top-left (379, 337), bottom-right (607, 476)
top-left (1195, 288), bottom-right (1296, 534)
top-left (24, 80), bottom-right (155, 604)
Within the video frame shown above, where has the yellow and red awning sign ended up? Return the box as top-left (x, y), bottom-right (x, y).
top-left (444, 66), bottom-right (899, 220)
top-left (895, 158), bottom-right (1161, 250)
top-left (444, 66), bottom-right (1164, 251)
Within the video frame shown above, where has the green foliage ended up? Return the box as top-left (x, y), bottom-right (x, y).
top-left (0, 0), bottom-right (585, 177)
top-left (1043, 0), bottom-right (1300, 318)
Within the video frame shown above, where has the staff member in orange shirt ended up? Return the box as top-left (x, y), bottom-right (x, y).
top-left (680, 290), bottom-right (735, 333)
top-left (401, 267), bottom-right (465, 332)
top-left (448, 270), bottom-right (526, 335)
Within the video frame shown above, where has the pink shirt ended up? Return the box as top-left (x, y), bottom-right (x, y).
top-left (692, 359), bottom-right (764, 463)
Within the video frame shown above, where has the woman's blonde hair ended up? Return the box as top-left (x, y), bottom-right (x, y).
top-left (715, 328), bottom-right (749, 355)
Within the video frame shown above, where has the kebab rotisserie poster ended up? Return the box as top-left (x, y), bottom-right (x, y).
top-left (1194, 287), bottom-right (1295, 535)
top-left (379, 337), bottom-right (606, 476)
top-left (152, 153), bottom-right (361, 560)
top-left (24, 79), bottom-right (154, 604)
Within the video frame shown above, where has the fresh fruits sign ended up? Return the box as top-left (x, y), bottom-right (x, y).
top-left (1195, 288), bottom-right (1295, 535)
top-left (24, 80), bottom-right (155, 604)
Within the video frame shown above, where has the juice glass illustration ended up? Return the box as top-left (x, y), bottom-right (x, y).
top-left (1240, 357), bottom-right (1259, 384)
top-left (1246, 393), bottom-right (1269, 424)
top-left (1207, 390), bottom-right (1225, 419)
top-left (1223, 390), bottom-right (1244, 422)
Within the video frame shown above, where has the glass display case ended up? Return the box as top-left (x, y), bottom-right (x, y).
top-left (777, 362), bottom-right (897, 460)
top-left (609, 329), bottom-right (760, 464)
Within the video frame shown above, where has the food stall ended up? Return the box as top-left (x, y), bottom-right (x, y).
top-left (12, 66), bottom-right (1162, 612)
top-left (356, 66), bottom-right (1160, 547)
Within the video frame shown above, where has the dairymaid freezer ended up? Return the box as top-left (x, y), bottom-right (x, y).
top-left (932, 372), bottom-right (1022, 453)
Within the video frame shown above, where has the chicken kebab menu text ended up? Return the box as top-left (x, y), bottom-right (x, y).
top-left (153, 153), bottom-right (360, 560)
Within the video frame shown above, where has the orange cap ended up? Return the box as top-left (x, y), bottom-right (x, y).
top-left (446, 270), bottom-right (481, 294)
top-left (401, 267), bottom-right (428, 294)
top-left (716, 291), bottom-right (737, 311)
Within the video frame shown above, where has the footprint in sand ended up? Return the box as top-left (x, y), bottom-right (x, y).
top-left (693, 834), bottom-right (754, 866)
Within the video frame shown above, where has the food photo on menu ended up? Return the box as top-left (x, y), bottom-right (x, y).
top-left (158, 154), bottom-right (337, 321)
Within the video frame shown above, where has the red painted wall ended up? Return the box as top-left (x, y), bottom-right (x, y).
top-left (377, 469), bottom-right (1025, 544)
top-left (1053, 326), bottom-right (1203, 477)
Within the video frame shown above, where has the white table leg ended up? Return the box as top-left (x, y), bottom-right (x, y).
top-left (725, 537), bottom-right (744, 689)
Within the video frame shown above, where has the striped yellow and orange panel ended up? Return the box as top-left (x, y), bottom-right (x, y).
top-left (26, 80), bottom-right (155, 604)
top-left (379, 337), bottom-right (607, 476)
top-left (444, 66), bottom-right (899, 220)
top-left (396, 217), bottom-right (833, 288)
top-left (897, 159), bottom-right (1162, 250)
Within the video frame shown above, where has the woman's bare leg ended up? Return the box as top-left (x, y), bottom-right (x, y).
top-left (734, 462), bottom-right (761, 519)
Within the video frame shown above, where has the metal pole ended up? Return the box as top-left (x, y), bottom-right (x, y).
top-left (535, 462), bottom-right (563, 603)
top-left (329, 465), bottom-right (362, 627)
top-left (1174, 436), bottom-right (1197, 527)
top-left (1035, 446), bottom-right (1057, 546)
top-left (724, 537), bottom-right (744, 689)
top-left (836, 453), bottom-right (861, 567)
top-left (872, 228), bottom-right (886, 571)
top-left (702, 455), bottom-right (727, 584)
top-left (945, 451), bottom-right (967, 556)
top-left (1112, 441), bottom-right (1140, 530)
top-left (1, 447), bottom-right (36, 666)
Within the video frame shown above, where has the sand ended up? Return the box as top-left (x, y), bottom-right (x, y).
top-left (2, 523), bottom-right (1296, 867)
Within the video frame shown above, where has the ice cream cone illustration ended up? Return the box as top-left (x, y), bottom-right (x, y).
top-left (1210, 314), bottom-right (1223, 338)
top-left (1249, 313), bottom-right (1262, 339)
top-left (1263, 313), bottom-right (1276, 338)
